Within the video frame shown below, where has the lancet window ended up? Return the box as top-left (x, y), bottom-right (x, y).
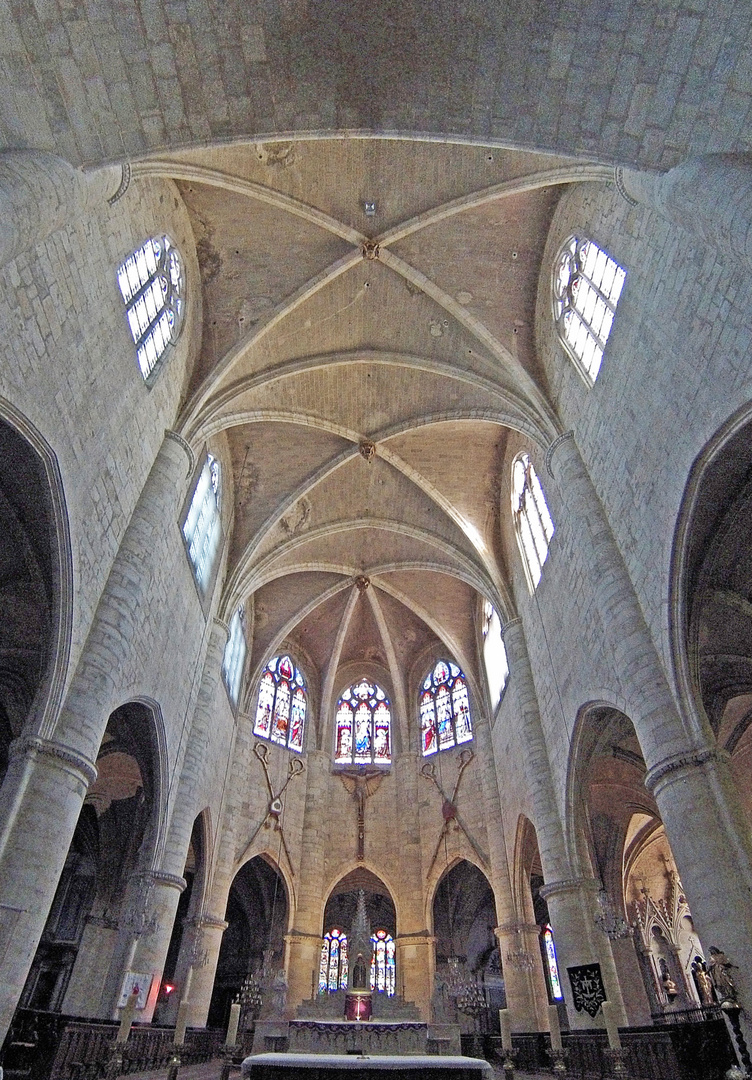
top-left (319, 929), bottom-right (348, 992)
top-left (553, 236), bottom-right (626, 383)
top-left (222, 608), bottom-right (247, 706)
top-left (542, 924), bottom-right (564, 1001)
top-left (183, 454), bottom-right (221, 592)
top-left (370, 930), bottom-right (396, 995)
top-left (117, 236), bottom-right (184, 381)
top-left (512, 453), bottom-right (555, 591)
top-left (420, 659), bottom-right (473, 757)
top-left (482, 601), bottom-right (509, 710)
top-left (334, 679), bottom-right (391, 765)
top-left (253, 655), bottom-right (307, 752)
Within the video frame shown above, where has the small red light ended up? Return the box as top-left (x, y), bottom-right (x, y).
top-left (163, 984), bottom-right (175, 995)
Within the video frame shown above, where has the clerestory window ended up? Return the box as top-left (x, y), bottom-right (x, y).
top-left (553, 237), bottom-right (625, 384)
top-left (420, 659), bottom-right (473, 756)
top-left (512, 453), bottom-right (555, 591)
top-left (117, 236), bottom-right (184, 381)
top-left (253, 655), bottom-right (307, 752)
top-left (482, 601), bottom-right (509, 710)
top-left (334, 679), bottom-right (391, 765)
top-left (222, 608), bottom-right (247, 706)
top-left (183, 454), bottom-right (221, 593)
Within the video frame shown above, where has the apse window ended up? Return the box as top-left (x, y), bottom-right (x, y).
top-left (319, 929), bottom-right (348, 992)
top-left (334, 679), bottom-right (391, 765)
top-left (482, 601), bottom-right (509, 710)
top-left (117, 236), bottom-right (184, 381)
top-left (553, 237), bottom-right (625, 383)
top-left (253, 655), bottom-right (307, 752)
top-left (420, 659), bottom-right (473, 756)
top-left (183, 454), bottom-right (221, 593)
top-left (370, 930), bottom-right (396, 995)
top-left (512, 453), bottom-right (555, 591)
top-left (222, 608), bottom-right (247, 706)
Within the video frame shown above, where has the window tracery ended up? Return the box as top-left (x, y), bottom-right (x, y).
top-left (117, 236), bottom-right (184, 381)
top-left (182, 454), bottom-right (221, 592)
top-left (370, 930), bottom-right (396, 995)
top-left (482, 602), bottom-right (509, 710)
top-left (222, 608), bottom-right (247, 706)
top-left (420, 659), bottom-right (473, 757)
top-left (512, 453), bottom-right (555, 591)
top-left (553, 237), bottom-right (626, 383)
top-left (334, 679), bottom-right (391, 765)
top-left (253, 655), bottom-right (307, 752)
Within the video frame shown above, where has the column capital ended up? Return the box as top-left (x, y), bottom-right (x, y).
top-left (186, 912), bottom-right (228, 932)
top-left (8, 734), bottom-right (97, 787)
top-left (494, 922), bottom-right (541, 938)
top-left (644, 746), bottom-right (730, 796)
top-left (164, 429), bottom-right (195, 476)
top-left (136, 868), bottom-right (187, 893)
top-left (545, 430), bottom-right (576, 478)
top-left (395, 931), bottom-right (435, 945)
top-left (539, 877), bottom-right (601, 902)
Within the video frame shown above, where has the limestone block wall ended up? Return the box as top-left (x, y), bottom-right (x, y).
top-left (0, 167), bottom-right (201, 701)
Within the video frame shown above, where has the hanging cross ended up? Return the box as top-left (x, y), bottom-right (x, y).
top-left (421, 748), bottom-right (489, 876)
top-left (242, 742), bottom-right (305, 877)
top-left (338, 766), bottom-right (385, 861)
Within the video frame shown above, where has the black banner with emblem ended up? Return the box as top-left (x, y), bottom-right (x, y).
top-left (567, 963), bottom-right (606, 1017)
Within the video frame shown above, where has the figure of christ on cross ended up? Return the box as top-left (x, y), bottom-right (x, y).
top-left (338, 767), bottom-right (385, 860)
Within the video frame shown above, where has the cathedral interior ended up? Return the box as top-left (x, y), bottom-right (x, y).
top-left (1, 1), bottom-right (752, 1075)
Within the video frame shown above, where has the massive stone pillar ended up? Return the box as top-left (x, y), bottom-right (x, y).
top-left (0, 431), bottom-right (193, 1041)
top-left (502, 617), bottom-right (625, 1028)
top-left (546, 431), bottom-right (752, 1042)
top-left (472, 712), bottom-right (548, 1032)
top-left (107, 617), bottom-right (230, 1022)
top-left (393, 753), bottom-right (433, 1019)
top-left (286, 749), bottom-right (329, 1014)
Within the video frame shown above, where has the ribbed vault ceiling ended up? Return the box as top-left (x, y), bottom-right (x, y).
top-left (140, 138), bottom-right (609, 708)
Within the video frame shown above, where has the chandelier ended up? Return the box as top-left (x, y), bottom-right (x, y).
top-left (594, 888), bottom-right (632, 940)
top-left (456, 978), bottom-right (487, 1019)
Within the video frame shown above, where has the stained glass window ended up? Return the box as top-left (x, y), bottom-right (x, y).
top-left (482, 601), bottom-right (509, 711)
top-left (370, 930), bottom-right (396, 995)
top-left (253, 656), bottom-right (307, 752)
top-left (117, 236), bottom-right (184, 381)
top-left (334, 679), bottom-right (391, 765)
top-left (183, 454), bottom-right (221, 592)
top-left (319, 929), bottom-right (349, 992)
top-left (420, 660), bottom-right (473, 757)
top-left (512, 453), bottom-right (555, 591)
top-left (542, 925), bottom-right (563, 1001)
top-left (222, 608), bottom-right (247, 706)
top-left (553, 237), bottom-right (626, 384)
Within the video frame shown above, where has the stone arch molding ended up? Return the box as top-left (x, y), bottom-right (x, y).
top-left (232, 847), bottom-right (296, 935)
top-left (425, 853), bottom-right (494, 938)
top-left (321, 863), bottom-right (402, 939)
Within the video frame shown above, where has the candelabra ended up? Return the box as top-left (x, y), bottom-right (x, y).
top-left (594, 889), bottom-right (632, 940)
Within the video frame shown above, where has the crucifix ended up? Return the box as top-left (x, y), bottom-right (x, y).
top-left (421, 747), bottom-right (489, 876)
top-left (244, 742), bottom-right (305, 876)
top-left (338, 766), bottom-right (385, 861)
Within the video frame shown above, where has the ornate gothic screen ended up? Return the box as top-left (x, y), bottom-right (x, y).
top-left (222, 608), bottom-right (247, 706)
top-left (420, 659), bottom-right (473, 756)
top-left (334, 679), bottom-right (391, 765)
top-left (553, 236), bottom-right (626, 384)
top-left (512, 453), bottom-right (555, 591)
top-left (182, 454), bottom-right (221, 592)
top-left (482, 601), bottom-right (509, 710)
top-left (117, 236), bottom-right (184, 381)
top-left (370, 930), bottom-right (396, 995)
top-left (253, 655), bottom-right (307, 752)
top-left (319, 929), bottom-right (348, 992)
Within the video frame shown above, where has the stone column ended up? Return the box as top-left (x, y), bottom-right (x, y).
top-left (108, 617), bottom-right (230, 1022)
top-left (473, 713), bottom-right (547, 1032)
top-left (183, 913), bottom-right (229, 1028)
top-left (502, 617), bottom-right (626, 1028)
top-left (618, 155), bottom-right (752, 275)
top-left (393, 753), bottom-right (433, 1018)
top-left (546, 431), bottom-right (752, 1044)
top-left (0, 431), bottom-right (193, 1042)
top-left (286, 749), bottom-right (329, 1013)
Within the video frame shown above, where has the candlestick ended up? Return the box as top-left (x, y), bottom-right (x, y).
top-left (548, 1003), bottom-right (562, 1050)
top-left (174, 999), bottom-right (189, 1046)
top-left (117, 989), bottom-right (139, 1043)
top-left (601, 1001), bottom-right (622, 1049)
top-left (499, 1008), bottom-right (512, 1051)
top-left (225, 1001), bottom-right (241, 1047)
